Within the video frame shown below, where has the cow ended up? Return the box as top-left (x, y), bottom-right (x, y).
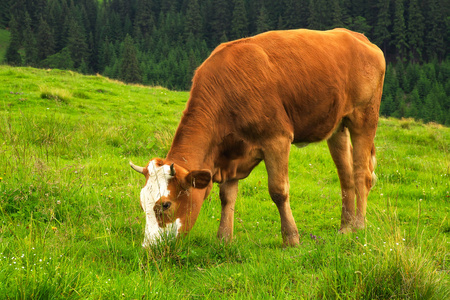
top-left (130, 28), bottom-right (386, 247)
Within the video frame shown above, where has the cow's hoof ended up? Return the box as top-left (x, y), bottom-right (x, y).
top-left (283, 233), bottom-right (300, 247)
top-left (338, 226), bottom-right (353, 234)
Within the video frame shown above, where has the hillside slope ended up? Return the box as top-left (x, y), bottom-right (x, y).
top-left (0, 66), bottom-right (449, 299)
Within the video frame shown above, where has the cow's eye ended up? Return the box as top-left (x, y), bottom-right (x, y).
top-left (162, 202), bottom-right (172, 210)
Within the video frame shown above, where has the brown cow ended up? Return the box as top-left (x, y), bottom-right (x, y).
top-left (130, 28), bottom-right (385, 247)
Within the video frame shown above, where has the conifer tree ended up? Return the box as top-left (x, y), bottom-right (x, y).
top-left (42, 47), bottom-right (74, 70)
top-left (284, 0), bottom-right (308, 29)
top-left (308, 0), bottom-right (328, 30)
top-left (120, 34), bottom-right (142, 84)
top-left (23, 12), bottom-right (38, 66)
top-left (47, 0), bottom-right (65, 52)
top-left (134, 0), bottom-right (155, 40)
top-left (67, 17), bottom-right (89, 68)
top-left (406, 89), bottom-right (420, 118)
top-left (373, 0), bottom-right (391, 54)
top-left (331, 0), bottom-right (344, 28)
top-left (423, 0), bottom-right (445, 60)
top-left (37, 16), bottom-right (55, 61)
top-left (4, 16), bottom-right (22, 66)
top-left (0, 0), bottom-right (12, 28)
top-left (256, 4), bottom-right (270, 33)
top-left (391, 0), bottom-right (408, 62)
top-left (185, 0), bottom-right (203, 39)
top-left (208, 0), bottom-right (231, 46)
top-left (407, 0), bottom-right (425, 62)
top-left (350, 16), bottom-right (371, 34)
top-left (231, 0), bottom-right (249, 39)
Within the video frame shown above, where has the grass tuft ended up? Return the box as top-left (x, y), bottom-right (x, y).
top-left (39, 85), bottom-right (72, 103)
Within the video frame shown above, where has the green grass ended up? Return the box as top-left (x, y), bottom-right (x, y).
top-left (0, 65), bottom-right (449, 299)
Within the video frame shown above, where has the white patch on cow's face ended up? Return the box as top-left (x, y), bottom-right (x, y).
top-left (140, 160), bottom-right (181, 247)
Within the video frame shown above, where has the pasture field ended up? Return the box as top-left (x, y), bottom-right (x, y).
top-left (0, 65), bottom-right (449, 299)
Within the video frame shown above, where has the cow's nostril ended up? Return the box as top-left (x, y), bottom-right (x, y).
top-left (162, 202), bottom-right (172, 210)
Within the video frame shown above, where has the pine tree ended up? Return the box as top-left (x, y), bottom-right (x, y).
top-left (256, 4), bottom-right (270, 33)
top-left (4, 16), bottom-right (22, 66)
top-left (134, 0), bottom-right (155, 40)
top-left (284, 0), bottom-right (308, 29)
top-left (185, 0), bottom-right (203, 39)
top-left (120, 35), bottom-right (142, 84)
top-left (42, 47), bottom-right (74, 70)
top-left (0, 0), bottom-right (12, 29)
top-left (208, 0), bottom-right (231, 46)
top-left (47, 0), bottom-right (65, 52)
top-left (423, 0), bottom-right (445, 60)
top-left (380, 94), bottom-right (394, 116)
top-left (67, 17), bottom-right (89, 68)
top-left (390, 0), bottom-right (408, 62)
top-left (407, 0), bottom-right (425, 62)
top-left (373, 0), bottom-right (391, 54)
top-left (406, 88), bottom-right (420, 119)
top-left (23, 12), bottom-right (38, 66)
top-left (37, 17), bottom-right (55, 61)
top-left (331, 0), bottom-right (344, 28)
top-left (308, 0), bottom-right (328, 30)
top-left (349, 16), bottom-right (372, 34)
top-left (99, 38), bottom-right (117, 72)
top-left (231, 0), bottom-right (249, 39)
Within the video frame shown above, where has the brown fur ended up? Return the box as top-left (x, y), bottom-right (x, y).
top-left (142, 28), bottom-right (385, 245)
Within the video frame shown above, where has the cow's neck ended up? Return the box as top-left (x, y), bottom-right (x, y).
top-left (166, 112), bottom-right (219, 172)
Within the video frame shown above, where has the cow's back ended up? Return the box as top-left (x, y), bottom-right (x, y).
top-left (190, 28), bottom-right (385, 144)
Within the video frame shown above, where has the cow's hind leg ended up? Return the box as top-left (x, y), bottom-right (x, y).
top-left (347, 106), bottom-right (379, 230)
top-left (217, 180), bottom-right (238, 242)
top-left (263, 137), bottom-right (299, 246)
top-left (327, 124), bottom-right (355, 233)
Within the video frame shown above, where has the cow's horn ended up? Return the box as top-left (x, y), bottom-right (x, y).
top-left (129, 161), bottom-right (144, 174)
top-left (170, 163), bottom-right (176, 176)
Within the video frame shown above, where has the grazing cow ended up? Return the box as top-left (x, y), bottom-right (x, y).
top-left (131, 28), bottom-right (385, 247)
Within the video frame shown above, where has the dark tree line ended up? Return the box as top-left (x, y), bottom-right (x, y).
top-left (1, 0), bottom-right (449, 124)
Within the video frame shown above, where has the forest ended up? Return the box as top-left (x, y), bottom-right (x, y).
top-left (1, 0), bottom-right (449, 125)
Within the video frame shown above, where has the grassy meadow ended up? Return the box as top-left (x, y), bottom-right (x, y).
top-left (0, 65), bottom-right (449, 299)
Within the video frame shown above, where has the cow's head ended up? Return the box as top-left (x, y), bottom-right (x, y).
top-left (130, 158), bottom-right (212, 247)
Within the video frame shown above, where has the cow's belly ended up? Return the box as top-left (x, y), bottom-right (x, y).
top-left (293, 142), bottom-right (309, 148)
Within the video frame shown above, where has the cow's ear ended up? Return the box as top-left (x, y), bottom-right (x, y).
top-left (184, 170), bottom-right (212, 189)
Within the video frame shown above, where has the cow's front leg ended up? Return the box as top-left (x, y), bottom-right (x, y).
top-left (217, 180), bottom-right (238, 242)
top-left (264, 137), bottom-right (299, 246)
